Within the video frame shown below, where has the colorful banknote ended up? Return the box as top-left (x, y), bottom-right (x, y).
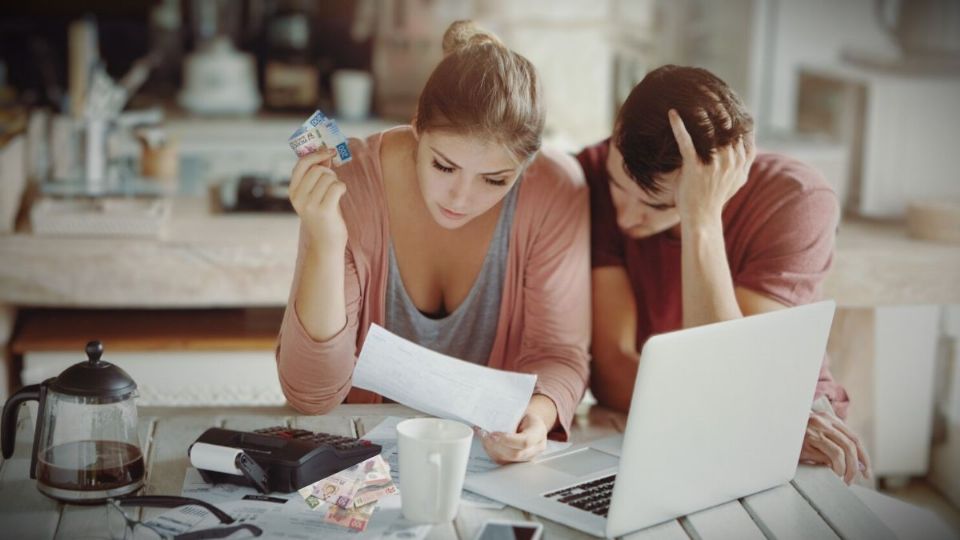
top-left (324, 499), bottom-right (377, 532)
top-left (297, 467), bottom-right (356, 509)
top-left (297, 454), bottom-right (398, 531)
top-left (288, 109), bottom-right (353, 166)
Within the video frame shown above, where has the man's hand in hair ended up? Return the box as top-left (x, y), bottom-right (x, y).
top-left (668, 109), bottom-right (756, 226)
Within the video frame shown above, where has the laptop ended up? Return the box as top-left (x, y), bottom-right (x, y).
top-left (464, 301), bottom-right (836, 538)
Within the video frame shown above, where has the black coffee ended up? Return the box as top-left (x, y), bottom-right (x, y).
top-left (36, 440), bottom-right (144, 491)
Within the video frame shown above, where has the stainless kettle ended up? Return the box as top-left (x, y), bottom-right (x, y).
top-left (1, 341), bottom-right (144, 502)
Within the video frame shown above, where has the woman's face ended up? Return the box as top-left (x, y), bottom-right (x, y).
top-left (414, 130), bottom-right (522, 230)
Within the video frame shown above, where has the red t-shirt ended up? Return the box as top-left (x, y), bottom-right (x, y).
top-left (578, 139), bottom-right (850, 417)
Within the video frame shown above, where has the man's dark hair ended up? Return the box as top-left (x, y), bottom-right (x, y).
top-left (615, 65), bottom-right (754, 195)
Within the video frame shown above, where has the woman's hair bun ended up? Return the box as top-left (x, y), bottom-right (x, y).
top-left (419, 19), bottom-right (544, 162)
top-left (442, 20), bottom-right (502, 55)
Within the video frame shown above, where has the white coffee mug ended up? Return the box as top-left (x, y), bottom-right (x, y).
top-left (397, 417), bottom-right (473, 523)
top-left (332, 69), bottom-right (373, 121)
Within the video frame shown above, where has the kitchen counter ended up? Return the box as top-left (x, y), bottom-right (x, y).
top-left (0, 197), bottom-right (297, 308)
top-left (827, 218), bottom-right (960, 306)
top-left (0, 198), bottom-right (957, 308)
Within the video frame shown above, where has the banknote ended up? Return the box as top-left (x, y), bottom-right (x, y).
top-left (342, 456), bottom-right (394, 509)
top-left (288, 109), bottom-right (353, 166)
top-left (298, 455), bottom-right (395, 510)
top-left (324, 498), bottom-right (376, 532)
top-left (321, 456), bottom-right (391, 531)
top-left (297, 468), bottom-right (355, 509)
top-left (335, 455), bottom-right (391, 509)
top-left (351, 482), bottom-right (398, 508)
top-left (301, 453), bottom-right (400, 532)
top-left (357, 454), bottom-right (392, 485)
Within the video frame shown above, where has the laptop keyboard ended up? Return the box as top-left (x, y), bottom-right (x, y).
top-left (543, 474), bottom-right (616, 516)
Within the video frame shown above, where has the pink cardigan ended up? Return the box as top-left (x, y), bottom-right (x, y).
top-left (276, 128), bottom-right (591, 437)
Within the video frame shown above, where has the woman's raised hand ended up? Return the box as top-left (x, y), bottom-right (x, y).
top-left (289, 147), bottom-right (349, 250)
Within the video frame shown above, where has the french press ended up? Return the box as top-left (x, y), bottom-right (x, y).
top-left (1, 341), bottom-right (145, 502)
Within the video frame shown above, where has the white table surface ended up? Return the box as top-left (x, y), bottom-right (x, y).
top-left (0, 403), bottom-right (897, 539)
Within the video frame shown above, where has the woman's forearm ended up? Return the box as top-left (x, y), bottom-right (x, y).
top-left (528, 393), bottom-right (560, 432)
top-left (294, 243), bottom-right (348, 342)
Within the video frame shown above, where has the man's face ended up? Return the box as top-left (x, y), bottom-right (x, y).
top-left (605, 141), bottom-right (681, 239)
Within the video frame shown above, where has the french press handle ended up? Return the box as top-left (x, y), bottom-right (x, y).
top-left (1, 384), bottom-right (44, 459)
top-left (2, 381), bottom-right (52, 480)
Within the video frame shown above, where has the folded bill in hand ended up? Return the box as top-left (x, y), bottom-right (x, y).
top-left (288, 109), bottom-right (353, 166)
top-left (297, 454), bottom-right (397, 531)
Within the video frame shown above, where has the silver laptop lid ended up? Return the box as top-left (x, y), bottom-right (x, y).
top-left (606, 301), bottom-right (836, 537)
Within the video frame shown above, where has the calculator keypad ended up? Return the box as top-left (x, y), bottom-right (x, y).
top-left (253, 426), bottom-right (374, 451)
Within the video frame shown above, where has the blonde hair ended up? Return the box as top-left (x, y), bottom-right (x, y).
top-left (415, 21), bottom-right (545, 162)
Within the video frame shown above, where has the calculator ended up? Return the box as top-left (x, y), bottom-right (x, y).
top-left (191, 426), bottom-right (382, 493)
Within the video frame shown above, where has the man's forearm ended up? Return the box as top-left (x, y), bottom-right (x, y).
top-left (589, 348), bottom-right (638, 413)
top-left (680, 215), bottom-right (742, 328)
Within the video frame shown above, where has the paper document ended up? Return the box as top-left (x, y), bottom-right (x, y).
top-left (354, 324), bottom-right (537, 433)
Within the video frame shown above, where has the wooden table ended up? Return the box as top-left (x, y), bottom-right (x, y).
top-left (0, 404), bottom-right (896, 539)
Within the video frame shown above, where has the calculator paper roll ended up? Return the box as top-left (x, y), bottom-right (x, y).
top-left (190, 442), bottom-right (243, 475)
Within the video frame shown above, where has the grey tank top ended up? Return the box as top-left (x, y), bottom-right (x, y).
top-left (384, 185), bottom-right (519, 365)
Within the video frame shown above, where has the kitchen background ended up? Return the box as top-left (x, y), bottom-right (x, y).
top-left (0, 0), bottom-right (958, 533)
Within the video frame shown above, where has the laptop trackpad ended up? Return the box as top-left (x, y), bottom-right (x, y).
top-left (539, 448), bottom-right (619, 477)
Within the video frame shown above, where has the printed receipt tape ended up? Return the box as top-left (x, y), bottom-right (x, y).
top-left (190, 442), bottom-right (243, 475)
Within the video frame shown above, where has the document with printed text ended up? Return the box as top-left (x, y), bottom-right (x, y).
top-left (353, 324), bottom-right (537, 433)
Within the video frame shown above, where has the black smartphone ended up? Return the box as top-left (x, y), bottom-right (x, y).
top-left (474, 520), bottom-right (544, 540)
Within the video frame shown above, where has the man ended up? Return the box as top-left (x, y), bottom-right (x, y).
top-left (578, 65), bottom-right (870, 484)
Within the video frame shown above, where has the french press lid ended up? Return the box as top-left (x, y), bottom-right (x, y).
top-left (48, 341), bottom-right (138, 398)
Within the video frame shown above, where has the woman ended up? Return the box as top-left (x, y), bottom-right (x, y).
top-left (276, 21), bottom-right (589, 463)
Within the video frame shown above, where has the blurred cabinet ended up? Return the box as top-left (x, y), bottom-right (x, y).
top-left (797, 64), bottom-right (960, 218)
top-left (0, 133), bottom-right (26, 233)
top-left (873, 307), bottom-right (941, 476)
top-left (828, 306), bottom-right (942, 482)
top-left (481, 0), bottom-right (637, 148)
top-left (930, 306), bottom-right (960, 508)
top-left (652, 0), bottom-right (769, 114)
top-left (797, 62), bottom-right (960, 487)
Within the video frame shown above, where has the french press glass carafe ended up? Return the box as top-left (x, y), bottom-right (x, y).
top-left (1, 341), bottom-right (144, 502)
